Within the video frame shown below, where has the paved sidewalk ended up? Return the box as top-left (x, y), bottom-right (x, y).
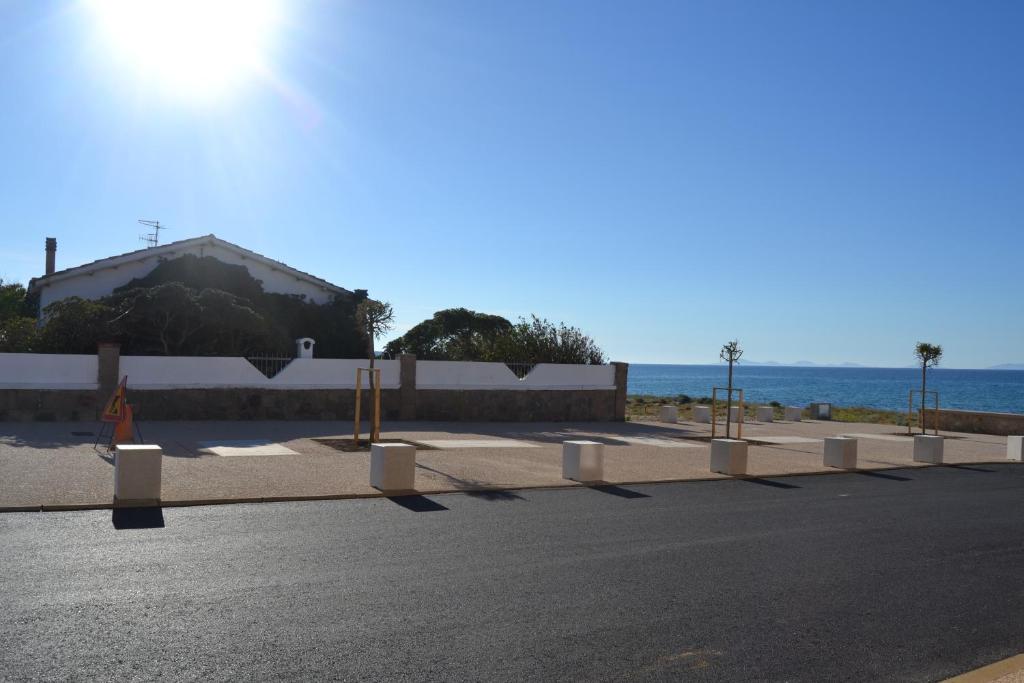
top-left (0, 417), bottom-right (1014, 510)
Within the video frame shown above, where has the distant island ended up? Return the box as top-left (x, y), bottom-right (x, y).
top-left (636, 361), bottom-right (1024, 370)
top-left (743, 360), bottom-right (866, 368)
top-left (733, 361), bottom-right (1024, 370)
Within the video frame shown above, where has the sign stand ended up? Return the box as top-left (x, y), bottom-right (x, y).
top-left (94, 376), bottom-right (144, 451)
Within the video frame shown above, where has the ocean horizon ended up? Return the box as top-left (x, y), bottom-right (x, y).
top-left (627, 364), bottom-right (1024, 414)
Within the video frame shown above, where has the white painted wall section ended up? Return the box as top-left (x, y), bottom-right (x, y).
top-left (273, 359), bottom-right (400, 389)
top-left (3, 354), bottom-right (614, 391)
top-left (0, 353), bottom-right (97, 389)
top-left (523, 364), bottom-right (615, 390)
top-left (416, 361), bottom-right (521, 389)
top-left (416, 361), bottom-right (614, 390)
top-left (120, 356), bottom-right (269, 389)
top-left (121, 357), bottom-right (401, 389)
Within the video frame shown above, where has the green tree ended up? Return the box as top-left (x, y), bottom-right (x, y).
top-left (193, 288), bottom-right (287, 356)
top-left (385, 308), bottom-right (511, 360)
top-left (0, 280), bottom-right (37, 352)
top-left (490, 316), bottom-right (606, 365)
top-left (0, 316), bottom-right (38, 352)
top-left (914, 341), bottom-right (943, 434)
top-left (108, 283), bottom-right (286, 356)
top-left (37, 297), bottom-right (117, 354)
top-left (108, 283), bottom-right (205, 355)
top-left (0, 280), bottom-right (28, 322)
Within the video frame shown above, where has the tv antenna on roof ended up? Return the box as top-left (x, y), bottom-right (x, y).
top-left (138, 219), bottom-right (165, 248)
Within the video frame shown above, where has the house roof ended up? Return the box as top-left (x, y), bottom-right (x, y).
top-left (29, 234), bottom-right (352, 297)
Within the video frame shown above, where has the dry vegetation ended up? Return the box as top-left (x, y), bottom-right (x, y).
top-left (627, 395), bottom-right (920, 426)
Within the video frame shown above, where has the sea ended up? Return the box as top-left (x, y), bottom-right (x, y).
top-left (627, 364), bottom-right (1024, 414)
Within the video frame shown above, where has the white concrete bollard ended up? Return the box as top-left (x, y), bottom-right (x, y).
top-left (658, 405), bottom-right (678, 424)
top-left (710, 439), bottom-right (748, 475)
top-left (729, 406), bottom-right (742, 423)
top-left (810, 403), bottom-right (832, 420)
top-left (1008, 436), bottom-right (1023, 461)
top-left (756, 406), bottom-right (774, 423)
top-left (913, 435), bottom-right (944, 464)
top-left (784, 406), bottom-right (802, 421)
top-left (692, 406), bottom-right (712, 423)
top-left (114, 445), bottom-right (163, 507)
top-left (370, 443), bottom-right (416, 491)
top-left (823, 436), bottom-right (858, 469)
top-left (562, 441), bottom-right (604, 482)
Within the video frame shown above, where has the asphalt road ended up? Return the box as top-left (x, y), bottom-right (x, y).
top-left (2, 465), bottom-right (1023, 682)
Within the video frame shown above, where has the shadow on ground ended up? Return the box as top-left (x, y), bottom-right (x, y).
top-left (739, 477), bottom-right (801, 490)
top-left (112, 506), bottom-right (165, 529)
top-left (386, 495), bottom-right (448, 512)
top-left (945, 464), bottom-right (996, 473)
top-left (856, 470), bottom-right (912, 481)
top-left (415, 462), bottom-right (526, 501)
top-left (588, 484), bottom-right (651, 499)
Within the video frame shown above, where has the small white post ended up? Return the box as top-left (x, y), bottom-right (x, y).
top-left (692, 406), bottom-right (712, 423)
top-left (114, 445), bottom-right (163, 507)
top-left (823, 436), bottom-right (858, 469)
top-left (756, 406), bottom-right (774, 423)
top-left (370, 443), bottom-right (416, 491)
top-left (1007, 436), bottom-right (1023, 462)
top-left (710, 439), bottom-right (748, 475)
top-left (658, 405), bottom-right (678, 423)
top-left (562, 441), bottom-right (604, 482)
top-left (913, 435), bottom-right (944, 464)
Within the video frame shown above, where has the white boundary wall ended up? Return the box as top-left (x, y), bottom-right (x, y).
top-left (0, 353), bottom-right (98, 389)
top-left (1, 354), bottom-right (610, 391)
top-left (120, 357), bottom-right (401, 389)
top-left (120, 356), bottom-right (270, 389)
top-left (417, 361), bottom-right (614, 390)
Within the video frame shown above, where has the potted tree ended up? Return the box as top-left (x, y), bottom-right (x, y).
top-left (914, 342), bottom-right (942, 434)
top-left (711, 340), bottom-right (748, 475)
top-left (720, 340), bottom-right (742, 438)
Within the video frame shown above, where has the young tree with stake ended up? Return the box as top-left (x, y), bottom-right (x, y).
top-left (356, 300), bottom-right (394, 442)
top-left (720, 340), bottom-right (743, 439)
top-left (914, 342), bottom-right (943, 434)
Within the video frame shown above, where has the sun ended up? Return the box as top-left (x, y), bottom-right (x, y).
top-left (86, 0), bottom-right (281, 100)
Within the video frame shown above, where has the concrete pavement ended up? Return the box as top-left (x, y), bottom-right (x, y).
top-left (0, 417), bottom-right (1014, 510)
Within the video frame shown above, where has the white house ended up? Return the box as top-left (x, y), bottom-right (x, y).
top-left (28, 234), bottom-right (352, 311)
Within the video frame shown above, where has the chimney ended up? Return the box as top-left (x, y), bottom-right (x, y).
top-left (45, 237), bottom-right (56, 276)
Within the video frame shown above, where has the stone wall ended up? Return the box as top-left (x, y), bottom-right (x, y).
top-left (0, 387), bottom-right (622, 422)
top-left (0, 389), bottom-right (99, 422)
top-left (935, 409), bottom-right (1024, 436)
top-left (129, 389), bottom-right (403, 421)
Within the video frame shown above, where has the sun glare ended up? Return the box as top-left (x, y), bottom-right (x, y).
top-left (87, 0), bottom-right (280, 100)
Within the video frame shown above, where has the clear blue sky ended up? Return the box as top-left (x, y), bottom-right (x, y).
top-left (1, 1), bottom-right (1022, 368)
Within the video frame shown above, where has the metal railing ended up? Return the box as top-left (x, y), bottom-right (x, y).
top-left (504, 362), bottom-right (537, 379)
top-left (246, 356), bottom-right (293, 379)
